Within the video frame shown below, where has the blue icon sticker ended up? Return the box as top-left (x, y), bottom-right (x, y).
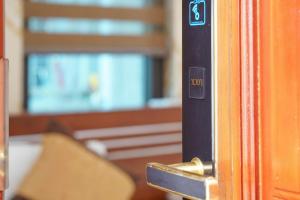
top-left (189, 0), bottom-right (206, 26)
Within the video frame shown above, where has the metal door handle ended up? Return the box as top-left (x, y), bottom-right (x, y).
top-left (146, 158), bottom-right (216, 200)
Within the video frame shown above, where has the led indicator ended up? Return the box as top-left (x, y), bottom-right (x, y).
top-left (189, 0), bottom-right (206, 26)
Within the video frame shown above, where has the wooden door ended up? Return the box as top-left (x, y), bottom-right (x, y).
top-left (258, 0), bottom-right (300, 199)
top-left (206, 0), bottom-right (300, 198)
top-left (146, 0), bottom-right (242, 199)
top-left (240, 0), bottom-right (300, 199)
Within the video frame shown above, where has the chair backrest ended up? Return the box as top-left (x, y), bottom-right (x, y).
top-left (17, 133), bottom-right (135, 200)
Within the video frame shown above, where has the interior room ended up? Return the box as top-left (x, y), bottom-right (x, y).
top-left (6, 0), bottom-right (183, 199)
top-left (2, 0), bottom-right (300, 199)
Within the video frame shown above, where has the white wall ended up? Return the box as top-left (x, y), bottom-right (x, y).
top-left (165, 0), bottom-right (182, 99)
top-left (5, 0), bottom-right (24, 114)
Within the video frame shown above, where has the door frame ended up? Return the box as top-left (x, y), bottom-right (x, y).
top-left (240, 0), bottom-right (259, 199)
top-left (215, 0), bottom-right (242, 199)
top-left (218, 0), bottom-right (260, 199)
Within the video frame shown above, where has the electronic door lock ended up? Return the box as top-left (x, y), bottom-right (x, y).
top-left (146, 158), bottom-right (217, 200)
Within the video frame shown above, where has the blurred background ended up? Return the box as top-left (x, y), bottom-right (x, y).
top-left (6, 0), bottom-right (183, 199)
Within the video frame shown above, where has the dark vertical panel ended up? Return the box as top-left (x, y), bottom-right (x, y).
top-left (182, 0), bottom-right (213, 163)
top-left (145, 57), bottom-right (164, 101)
top-left (23, 56), bottom-right (29, 111)
top-left (151, 58), bottom-right (164, 98)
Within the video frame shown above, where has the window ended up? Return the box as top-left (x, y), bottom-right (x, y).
top-left (28, 18), bottom-right (150, 36)
top-left (32, 0), bottom-right (156, 8)
top-left (24, 0), bottom-right (166, 113)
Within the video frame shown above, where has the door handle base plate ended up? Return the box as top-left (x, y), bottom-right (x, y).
top-left (146, 159), bottom-right (217, 200)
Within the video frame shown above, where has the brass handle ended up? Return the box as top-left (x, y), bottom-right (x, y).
top-left (169, 157), bottom-right (213, 176)
top-left (146, 158), bottom-right (216, 200)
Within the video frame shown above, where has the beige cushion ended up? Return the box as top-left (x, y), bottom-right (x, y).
top-left (17, 133), bottom-right (135, 200)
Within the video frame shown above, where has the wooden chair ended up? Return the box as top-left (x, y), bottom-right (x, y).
top-left (15, 133), bottom-right (135, 200)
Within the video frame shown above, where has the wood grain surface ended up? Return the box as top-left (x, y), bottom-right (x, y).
top-left (259, 0), bottom-right (300, 199)
top-left (215, 0), bottom-right (242, 199)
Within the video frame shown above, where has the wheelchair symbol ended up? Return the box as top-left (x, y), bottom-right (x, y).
top-left (189, 0), bottom-right (206, 26)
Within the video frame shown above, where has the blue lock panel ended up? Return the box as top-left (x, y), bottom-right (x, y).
top-left (189, 0), bottom-right (206, 26)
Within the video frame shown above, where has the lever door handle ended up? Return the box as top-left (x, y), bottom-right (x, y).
top-left (146, 158), bottom-right (217, 200)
